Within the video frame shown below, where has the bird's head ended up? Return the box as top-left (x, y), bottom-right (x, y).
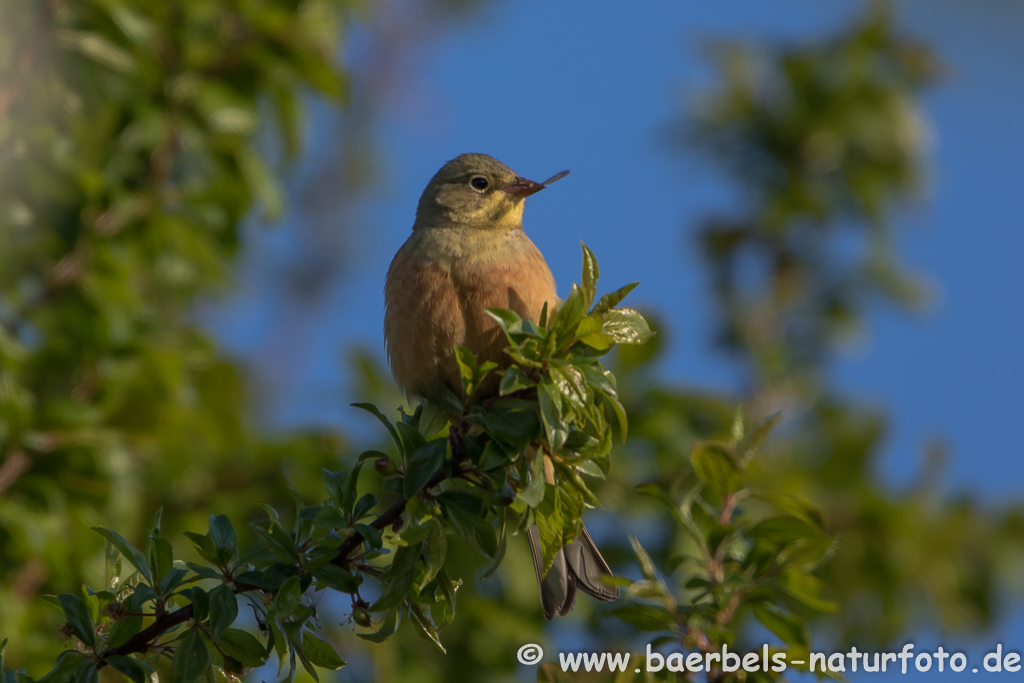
top-left (415, 153), bottom-right (566, 231)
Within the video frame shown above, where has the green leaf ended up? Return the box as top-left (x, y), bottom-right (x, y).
top-left (207, 584), bottom-right (238, 640)
top-left (579, 364), bottom-right (618, 396)
top-left (436, 567), bottom-right (460, 625)
top-left (57, 593), bottom-right (95, 646)
top-left (404, 439), bottom-right (446, 498)
top-left (322, 470), bottom-right (346, 507)
top-left (549, 362), bottom-right (590, 412)
top-left (753, 492), bottom-right (827, 532)
top-left (499, 366), bottom-right (536, 395)
top-left (184, 563), bottom-right (221, 580)
top-left (162, 567), bottom-right (194, 596)
top-left (604, 393), bottom-right (629, 442)
top-left (73, 661), bottom-right (97, 683)
top-left (439, 493), bottom-right (497, 558)
top-left (739, 411), bottom-right (783, 462)
top-left (92, 528), bottom-right (152, 585)
top-left (104, 656), bottom-right (151, 683)
top-left (480, 508), bottom-right (508, 580)
top-left (354, 494), bottom-right (380, 522)
top-left (535, 486), bottom-right (566, 574)
top-left (343, 461), bottom-right (365, 518)
top-left (748, 517), bottom-right (825, 544)
top-left (592, 282), bottom-right (639, 314)
top-left (183, 532), bottom-right (219, 566)
top-left (312, 564), bottom-right (361, 593)
top-left (249, 521), bottom-right (300, 564)
top-left (537, 379), bottom-right (568, 450)
top-left (370, 545), bottom-right (420, 613)
top-left (484, 307), bottom-right (522, 334)
top-left (454, 346), bottom-right (497, 397)
top-left (606, 604), bottom-right (676, 631)
top-left (351, 403), bottom-right (401, 454)
top-left (267, 622), bottom-right (286, 669)
top-left (455, 345), bottom-right (476, 395)
top-left (186, 587), bottom-right (209, 622)
top-left (416, 401), bottom-right (449, 437)
top-left (516, 450), bottom-right (547, 508)
top-left (271, 577), bottom-right (302, 621)
top-left (478, 439), bottom-right (516, 472)
top-left (753, 606), bottom-right (809, 647)
top-left (552, 285), bottom-right (586, 345)
top-left (482, 398), bottom-right (539, 449)
top-left (408, 600), bottom-right (446, 653)
top-left (216, 629), bottom-right (268, 668)
top-left (353, 523), bottom-right (383, 549)
top-left (602, 307), bottom-right (654, 344)
top-left (209, 515), bottom-right (237, 559)
top-left (629, 535), bottom-right (658, 582)
top-left (690, 441), bottom-right (740, 497)
top-left (35, 650), bottom-right (88, 683)
top-left (149, 537), bottom-right (173, 584)
top-left (575, 316), bottom-right (615, 351)
top-left (779, 570), bottom-right (837, 613)
top-left (258, 503), bottom-right (282, 526)
top-left (427, 387), bottom-right (464, 416)
top-left (302, 634), bottom-right (346, 670)
top-left (395, 422), bottom-right (427, 461)
top-left (170, 631), bottom-right (210, 683)
top-left (580, 242), bottom-right (600, 308)
top-left (106, 614), bottom-right (143, 649)
top-left (420, 517), bottom-right (448, 589)
top-left (291, 628), bottom-right (322, 678)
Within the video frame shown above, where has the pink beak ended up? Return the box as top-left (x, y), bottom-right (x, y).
top-left (502, 176), bottom-right (546, 197)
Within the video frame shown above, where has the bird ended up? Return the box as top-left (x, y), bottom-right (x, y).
top-left (383, 153), bottom-right (619, 619)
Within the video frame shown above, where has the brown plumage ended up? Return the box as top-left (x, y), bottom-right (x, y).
top-left (384, 224), bottom-right (556, 401)
top-left (383, 153), bottom-right (619, 618)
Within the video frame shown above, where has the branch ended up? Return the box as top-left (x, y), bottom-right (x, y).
top-left (332, 464), bottom-right (451, 565)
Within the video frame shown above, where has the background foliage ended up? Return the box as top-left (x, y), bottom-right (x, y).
top-left (2, 1), bottom-right (1022, 682)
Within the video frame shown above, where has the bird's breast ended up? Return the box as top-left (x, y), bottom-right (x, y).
top-left (384, 227), bottom-right (557, 399)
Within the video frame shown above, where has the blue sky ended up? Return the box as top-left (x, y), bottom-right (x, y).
top-left (208, 1), bottom-right (1024, 677)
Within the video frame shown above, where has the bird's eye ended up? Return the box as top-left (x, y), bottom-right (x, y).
top-left (469, 176), bottom-right (489, 191)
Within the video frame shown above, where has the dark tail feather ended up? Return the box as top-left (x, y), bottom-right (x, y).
top-left (527, 524), bottom-right (618, 620)
top-left (564, 526), bottom-right (620, 602)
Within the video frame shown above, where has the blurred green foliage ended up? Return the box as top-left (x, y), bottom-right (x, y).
top-left (0, 0), bottom-right (356, 668)
top-left (687, 4), bottom-right (936, 402)
top-left (678, 3), bottom-right (1024, 646)
top-left (3, 1), bottom-right (1024, 682)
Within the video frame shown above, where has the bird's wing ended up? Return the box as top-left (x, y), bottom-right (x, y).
top-left (384, 241), bottom-right (464, 399)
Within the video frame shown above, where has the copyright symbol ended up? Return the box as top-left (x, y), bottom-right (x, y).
top-left (517, 643), bottom-right (544, 665)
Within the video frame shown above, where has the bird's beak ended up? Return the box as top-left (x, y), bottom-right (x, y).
top-left (502, 177), bottom-right (546, 197)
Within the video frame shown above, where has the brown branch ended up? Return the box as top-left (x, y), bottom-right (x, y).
top-left (96, 605), bottom-right (194, 666)
top-left (332, 426), bottom-right (464, 565)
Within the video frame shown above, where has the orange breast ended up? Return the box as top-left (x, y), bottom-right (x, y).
top-left (384, 230), bottom-right (557, 400)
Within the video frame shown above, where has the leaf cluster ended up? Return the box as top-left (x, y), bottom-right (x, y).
top-left (616, 412), bottom-right (839, 682)
top-left (0, 0), bottom-right (356, 668)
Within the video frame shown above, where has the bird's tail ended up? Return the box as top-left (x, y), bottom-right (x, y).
top-left (527, 524), bottom-right (620, 619)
